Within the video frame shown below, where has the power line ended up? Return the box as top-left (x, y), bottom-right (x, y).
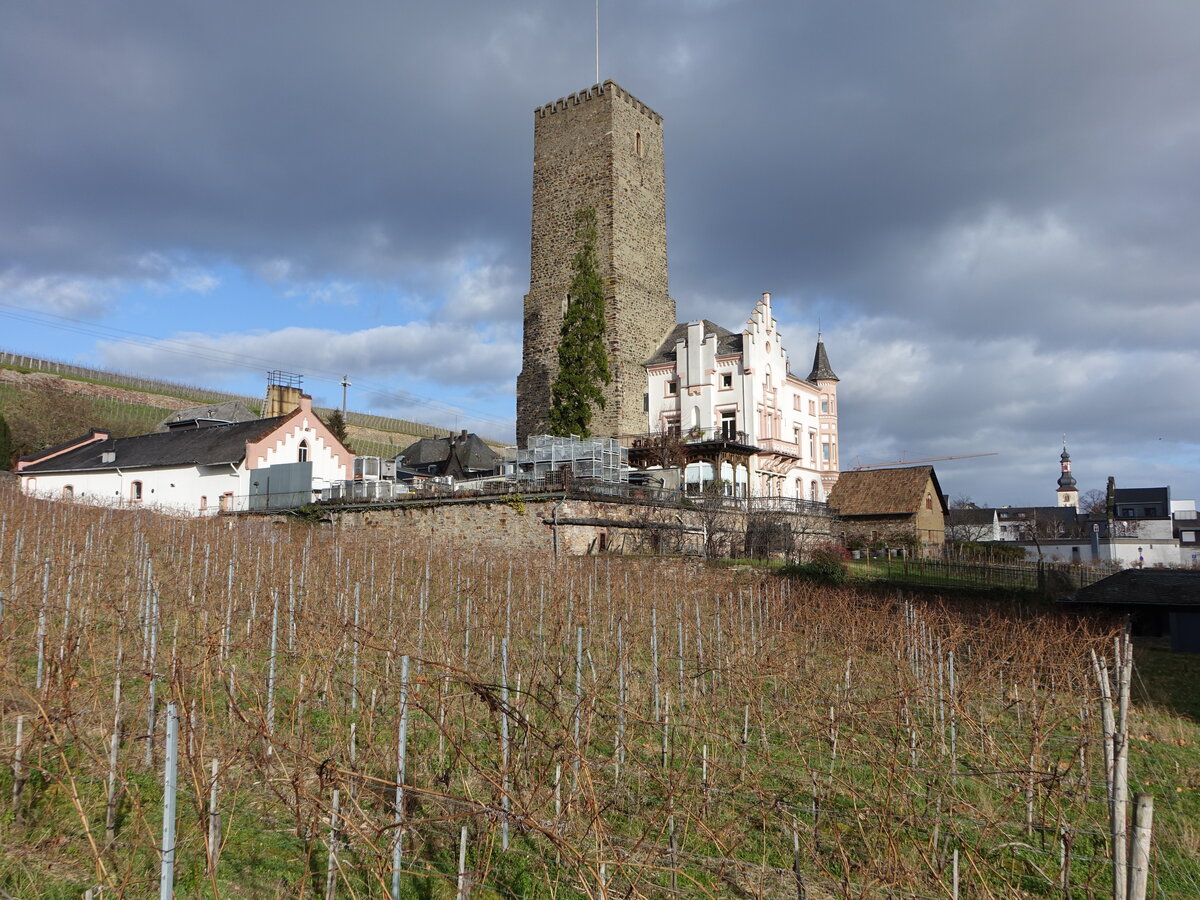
top-left (0, 302), bottom-right (515, 434)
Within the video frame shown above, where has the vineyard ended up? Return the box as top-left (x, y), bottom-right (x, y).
top-left (0, 486), bottom-right (1196, 898)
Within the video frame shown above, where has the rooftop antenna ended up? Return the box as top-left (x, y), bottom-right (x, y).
top-left (595, 0), bottom-right (600, 84)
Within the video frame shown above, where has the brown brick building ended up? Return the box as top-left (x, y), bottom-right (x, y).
top-left (516, 82), bottom-right (676, 445)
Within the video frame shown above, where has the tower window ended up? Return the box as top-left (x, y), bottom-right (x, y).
top-left (720, 373), bottom-right (732, 389)
top-left (635, 131), bottom-right (644, 157)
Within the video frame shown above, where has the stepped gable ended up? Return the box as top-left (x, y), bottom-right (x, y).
top-left (645, 321), bottom-right (743, 366)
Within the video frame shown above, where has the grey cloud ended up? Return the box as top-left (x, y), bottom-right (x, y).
top-left (2, 1), bottom-right (1197, 501)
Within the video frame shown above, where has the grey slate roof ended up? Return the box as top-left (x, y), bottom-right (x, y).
top-left (807, 339), bottom-right (839, 382)
top-left (1062, 569), bottom-right (1200, 608)
top-left (996, 506), bottom-right (1079, 527)
top-left (20, 416), bottom-right (290, 474)
top-left (398, 432), bottom-right (500, 478)
top-left (157, 400), bottom-right (259, 431)
top-left (946, 507), bottom-right (997, 527)
top-left (645, 321), bottom-right (744, 366)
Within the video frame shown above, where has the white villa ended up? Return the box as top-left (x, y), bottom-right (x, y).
top-left (639, 292), bottom-right (839, 501)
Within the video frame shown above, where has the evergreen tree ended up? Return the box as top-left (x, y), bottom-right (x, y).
top-left (0, 412), bottom-right (12, 470)
top-left (548, 207), bottom-right (611, 438)
top-left (326, 409), bottom-right (351, 449)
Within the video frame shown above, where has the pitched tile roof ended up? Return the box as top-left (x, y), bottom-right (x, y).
top-left (826, 466), bottom-right (946, 517)
top-left (19, 416), bottom-right (291, 474)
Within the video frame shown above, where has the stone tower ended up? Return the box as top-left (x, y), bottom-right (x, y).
top-left (516, 81), bottom-right (677, 445)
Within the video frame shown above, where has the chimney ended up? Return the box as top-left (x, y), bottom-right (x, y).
top-left (263, 371), bottom-right (303, 417)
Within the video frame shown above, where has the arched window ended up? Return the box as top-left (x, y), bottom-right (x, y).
top-left (926, 493), bottom-right (933, 510)
top-left (298, 440), bottom-right (309, 463)
top-left (62, 485), bottom-right (74, 499)
top-left (130, 481), bottom-right (143, 502)
top-left (635, 131), bottom-right (644, 156)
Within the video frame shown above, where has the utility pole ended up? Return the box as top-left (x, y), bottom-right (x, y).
top-left (340, 375), bottom-right (351, 417)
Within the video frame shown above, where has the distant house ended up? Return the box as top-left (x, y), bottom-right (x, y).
top-left (156, 399), bottom-right (259, 431)
top-left (945, 506), bottom-right (1000, 542)
top-left (397, 431), bottom-right (500, 481)
top-left (17, 394), bottom-right (352, 515)
top-left (827, 466), bottom-right (948, 557)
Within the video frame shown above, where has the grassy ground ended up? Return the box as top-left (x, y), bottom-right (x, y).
top-left (1, 491), bottom-right (1198, 897)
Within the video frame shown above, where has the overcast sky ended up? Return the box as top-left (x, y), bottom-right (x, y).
top-left (2, 1), bottom-right (1197, 506)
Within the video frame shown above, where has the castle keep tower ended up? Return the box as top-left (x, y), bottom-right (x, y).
top-left (516, 82), bottom-right (676, 445)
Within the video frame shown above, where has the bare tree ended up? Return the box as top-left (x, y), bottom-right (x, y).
top-left (1080, 489), bottom-right (1107, 516)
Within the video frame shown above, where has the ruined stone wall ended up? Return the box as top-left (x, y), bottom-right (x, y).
top-left (517, 81), bottom-right (676, 446)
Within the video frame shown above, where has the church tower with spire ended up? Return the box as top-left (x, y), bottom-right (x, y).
top-left (1056, 441), bottom-right (1079, 509)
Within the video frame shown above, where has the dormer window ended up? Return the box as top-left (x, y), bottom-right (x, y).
top-left (298, 440), bottom-right (309, 463)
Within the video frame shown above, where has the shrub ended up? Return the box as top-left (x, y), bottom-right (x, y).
top-left (780, 547), bottom-right (847, 585)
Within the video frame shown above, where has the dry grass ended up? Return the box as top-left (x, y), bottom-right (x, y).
top-left (0, 487), bottom-right (1192, 898)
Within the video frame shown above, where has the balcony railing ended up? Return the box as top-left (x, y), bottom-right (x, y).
top-left (631, 427), bottom-right (756, 449)
top-left (756, 437), bottom-right (803, 459)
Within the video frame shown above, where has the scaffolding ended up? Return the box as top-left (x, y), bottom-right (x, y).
top-left (513, 434), bottom-right (627, 484)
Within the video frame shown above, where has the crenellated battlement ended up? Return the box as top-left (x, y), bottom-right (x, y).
top-left (535, 80), bottom-right (663, 124)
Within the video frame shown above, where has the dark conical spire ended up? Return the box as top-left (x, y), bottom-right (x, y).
top-left (807, 337), bottom-right (838, 382)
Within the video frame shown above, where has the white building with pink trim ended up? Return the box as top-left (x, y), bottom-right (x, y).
top-left (640, 292), bottom-right (839, 501)
top-left (17, 394), bottom-right (352, 515)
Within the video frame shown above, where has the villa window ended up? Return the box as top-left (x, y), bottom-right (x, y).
top-left (720, 372), bottom-right (733, 389)
top-left (199, 496), bottom-right (208, 512)
top-left (130, 481), bottom-right (143, 502)
top-left (298, 440), bottom-right (309, 463)
top-left (820, 395), bottom-right (830, 414)
top-left (62, 485), bottom-right (74, 499)
top-left (666, 379), bottom-right (678, 396)
top-left (720, 411), bottom-right (737, 440)
top-left (809, 399), bottom-right (816, 416)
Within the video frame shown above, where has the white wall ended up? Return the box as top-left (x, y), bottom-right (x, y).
top-left (1017, 537), bottom-right (1182, 568)
top-left (22, 464), bottom-right (243, 516)
top-left (646, 293), bottom-right (834, 501)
